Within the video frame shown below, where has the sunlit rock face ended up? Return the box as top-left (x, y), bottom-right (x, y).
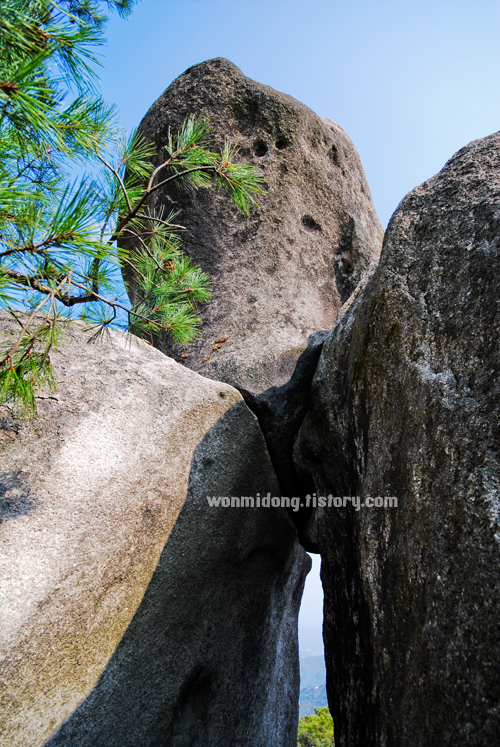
top-left (295, 132), bottom-right (500, 746)
top-left (130, 57), bottom-right (383, 393)
top-left (0, 321), bottom-right (308, 747)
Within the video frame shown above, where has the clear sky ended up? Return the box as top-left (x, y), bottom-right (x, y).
top-left (96, 0), bottom-right (499, 632)
top-left (299, 553), bottom-right (323, 634)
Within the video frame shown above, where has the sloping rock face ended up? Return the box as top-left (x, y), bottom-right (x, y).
top-left (131, 57), bottom-right (383, 392)
top-left (295, 133), bottom-right (500, 746)
top-left (0, 322), bottom-right (308, 747)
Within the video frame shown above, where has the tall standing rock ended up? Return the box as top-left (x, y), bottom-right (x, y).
top-left (295, 133), bottom-right (500, 746)
top-left (129, 58), bottom-right (383, 392)
top-left (0, 321), bottom-right (308, 747)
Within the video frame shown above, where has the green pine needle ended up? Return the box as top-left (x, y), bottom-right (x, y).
top-left (0, 1), bottom-right (263, 414)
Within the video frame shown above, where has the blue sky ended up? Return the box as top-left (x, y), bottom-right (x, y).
top-left (96, 0), bottom-right (499, 632)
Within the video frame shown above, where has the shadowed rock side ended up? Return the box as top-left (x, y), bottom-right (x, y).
top-left (295, 132), bottom-right (500, 746)
top-left (241, 330), bottom-right (329, 551)
top-left (125, 57), bottom-right (383, 392)
top-left (0, 321), bottom-right (308, 747)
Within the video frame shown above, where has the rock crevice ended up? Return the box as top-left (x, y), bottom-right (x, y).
top-left (2, 60), bottom-right (499, 747)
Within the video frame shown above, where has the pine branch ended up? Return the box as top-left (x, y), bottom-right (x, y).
top-left (0, 5), bottom-right (263, 413)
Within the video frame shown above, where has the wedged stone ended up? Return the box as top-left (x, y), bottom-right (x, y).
top-left (128, 57), bottom-right (383, 392)
top-left (0, 321), bottom-right (308, 747)
top-left (295, 133), bottom-right (500, 746)
top-left (241, 330), bottom-right (329, 551)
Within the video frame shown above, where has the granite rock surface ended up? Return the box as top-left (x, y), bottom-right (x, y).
top-left (0, 321), bottom-right (308, 747)
top-left (128, 57), bottom-right (383, 392)
top-left (295, 132), bottom-right (500, 746)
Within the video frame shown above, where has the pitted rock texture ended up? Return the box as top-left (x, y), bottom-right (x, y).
top-left (0, 321), bottom-right (308, 747)
top-left (127, 57), bottom-right (383, 393)
top-left (295, 133), bottom-right (500, 746)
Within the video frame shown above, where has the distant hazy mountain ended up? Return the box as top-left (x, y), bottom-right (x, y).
top-left (299, 654), bottom-right (327, 717)
top-left (299, 655), bottom-right (326, 688)
top-left (299, 684), bottom-right (328, 717)
top-left (298, 626), bottom-right (324, 657)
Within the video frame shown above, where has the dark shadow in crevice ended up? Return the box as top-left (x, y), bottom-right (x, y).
top-left (319, 491), bottom-right (377, 747)
top-left (237, 330), bottom-right (329, 552)
top-left (334, 217), bottom-right (356, 304)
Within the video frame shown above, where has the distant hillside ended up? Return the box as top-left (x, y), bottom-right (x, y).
top-left (299, 684), bottom-right (328, 717)
top-left (299, 655), bottom-right (326, 688)
top-left (299, 655), bottom-right (327, 717)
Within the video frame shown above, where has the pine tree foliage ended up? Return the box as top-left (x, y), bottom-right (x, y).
top-left (0, 0), bottom-right (262, 412)
top-left (297, 707), bottom-right (335, 747)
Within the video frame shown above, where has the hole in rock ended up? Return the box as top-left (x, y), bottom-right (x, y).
top-left (298, 554), bottom-right (328, 718)
top-left (329, 144), bottom-right (339, 165)
top-left (302, 215), bottom-right (322, 232)
top-left (254, 139), bottom-right (268, 157)
top-left (275, 136), bottom-right (290, 150)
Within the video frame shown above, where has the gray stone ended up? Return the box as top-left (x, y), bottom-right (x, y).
top-left (127, 58), bottom-right (383, 393)
top-left (295, 132), bottom-right (500, 746)
top-left (0, 321), bottom-right (308, 747)
top-left (241, 330), bottom-right (329, 551)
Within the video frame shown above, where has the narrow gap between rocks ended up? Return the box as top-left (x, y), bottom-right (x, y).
top-left (298, 554), bottom-right (328, 719)
top-left (236, 331), bottom-right (330, 724)
top-left (237, 330), bottom-right (329, 552)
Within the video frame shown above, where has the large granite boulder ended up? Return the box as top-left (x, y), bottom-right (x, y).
top-left (129, 58), bottom-right (383, 393)
top-left (295, 133), bottom-right (500, 746)
top-left (0, 321), bottom-right (308, 747)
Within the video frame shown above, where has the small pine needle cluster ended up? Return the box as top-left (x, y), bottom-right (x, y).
top-left (0, 0), bottom-right (262, 413)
